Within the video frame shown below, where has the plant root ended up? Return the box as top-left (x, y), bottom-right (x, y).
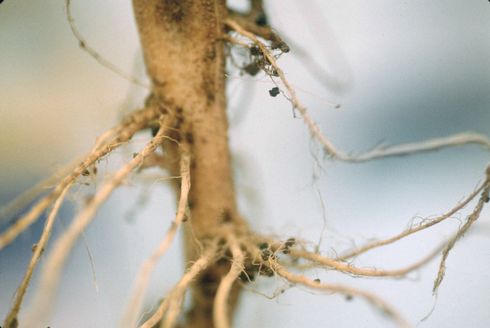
top-left (291, 245), bottom-right (442, 278)
top-left (3, 6), bottom-right (489, 328)
top-left (123, 144), bottom-right (191, 328)
top-left (23, 113), bottom-right (172, 326)
top-left (337, 179), bottom-right (489, 261)
top-left (433, 170), bottom-right (490, 293)
top-left (134, 226), bottom-right (419, 328)
top-left (0, 105), bottom-right (163, 251)
top-left (65, 0), bottom-right (149, 88)
top-left (7, 161), bottom-right (488, 327)
top-left (3, 184), bottom-right (71, 328)
top-left (273, 263), bottom-right (411, 328)
top-left (213, 234), bottom-right (245, 328)
top-left (137, 244), bottom-right (219, 328)
top-left (225, 18), bottom-right (490, 162)
top-left (0, 159), bottom-right (77, 226)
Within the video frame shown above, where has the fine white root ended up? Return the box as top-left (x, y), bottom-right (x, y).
top-left (23, 116), bottom-right (170, 327)
top-left (433, 179), bottom-right (490, 293)
top-left (3, 184), bottom-right (72, 328)
top-left (0, 106), bottom-right (161, 251)
top-left (65, 0), bottom-right (149, 88)
top-left (225, 18), bottom-right (490, 162)
top-left (0, 159), bottom-right (76, 225)
top-left (122, 146), bottom-right (191, 328)
top-left (213, 234), bottom-right (245, 328)
top-left (0, 104), bottom-right (124, 228)
top-left (0, 142), bottom-right (116, 250)
top-left (273, 263), bottom-right (411, 328)
top-left (144, 245), bottom-right (219, 328)
top-left (337, 180), bottom-right (488, 261)
top-left (292, 244), bottom-right (442, 278)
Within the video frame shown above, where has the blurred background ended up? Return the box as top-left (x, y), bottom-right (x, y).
top-left (1, 0), bottom-right (489, 327)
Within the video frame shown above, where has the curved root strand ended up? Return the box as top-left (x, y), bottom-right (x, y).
top-left (65, 0), bottom-right (149, 88)
top-left (123, 145), bottom-right (191, 328)
top-left (138, 245), bottom-right (218, 328)
top-left (272, 263), bottom-right (411, 328)
top-left (0, 160), bottom-right (77, 225)
top-left (161, 241), bottom-right (222, 328)
top-left (338, 179), bottom-right (488, 261)
top-left (292, 245), bottom-right (442, 278)
top-left (0, 106), bottom-right (161, 251)
top-left (23, 115), bottom-right (170, 326)
top-left (225, 18), bottom-right (490, 163)
top-left (433, 180), bottom-right (490, 293)
top-left (213, 235), bottom-right (245, 328)
top-left (3, 184), bottom-right (72, 328)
